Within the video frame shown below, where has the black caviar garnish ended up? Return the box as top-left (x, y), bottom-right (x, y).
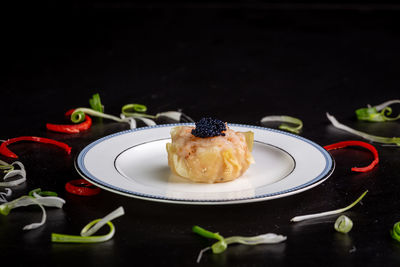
top-left (191, 117), bottom-right (227, 138)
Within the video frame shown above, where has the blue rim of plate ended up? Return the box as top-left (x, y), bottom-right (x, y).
top-left (75, 123), bottom-right (335, 204)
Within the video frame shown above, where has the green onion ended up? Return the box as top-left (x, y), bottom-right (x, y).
top-left (192, 225), bottom-right (227, 254)
top-left (0, 188), bottom-right (65, 230)
top-left (0, 161), bottom-right (26, 187)
top-left (334, 215), bottom-right (353, 234)
top-left (355, 106), bottom-right (400, 122)
top-left (355, 100), bottom-right (400, 122)
top-left (0, 188), bottom-right (12, 203)
top-left (71, 108), bottom-right (126, 123)
top-left (122, 103), bottom-right (148, 114)
top-left (261, 115), bottom-right (303, 134)
top-left (390, 221), bottom-right (400, 242)
top-left (89, 93), bottom-right (104, 113)
top-left (121, 104), bottom-right (154, 118)
top-left (192, 225), bottom-right (225, 242)
top-left (0, 159), bottom-right (14, 173)
top-left (193, 225), bottom-right (286, 263)
top-left (28, 188), bottom-right (58, 197)
top-left (327, 113), bottom-right (400, 146)
top-left (52, 206), bottom-right (124, 243)
top-left (290, 190), bottom-right (368, 222)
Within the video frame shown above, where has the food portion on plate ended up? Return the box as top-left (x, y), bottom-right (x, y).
top-left (166, 118), bottom-right (255, 183)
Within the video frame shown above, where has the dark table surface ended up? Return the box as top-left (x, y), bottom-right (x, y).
top-left (1, 2), bottom-right (400, 266)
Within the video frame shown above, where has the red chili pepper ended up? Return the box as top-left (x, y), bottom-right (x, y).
top-left (324, 140), bottom-right (379, 172)
top-left (65, 179), bottom-right (101, 196)
top-left (0, 136), bottom-right (72, 159)
top-left (46, 109), bottom-right (92, 134)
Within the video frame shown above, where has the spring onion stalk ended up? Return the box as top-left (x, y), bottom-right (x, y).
top-left (326, 113), bottom-right (400, 146)
top-left (89, 93), bottom-right (104, 113)
top-left (334, 215), bottom-right (353, 234)
top-left (71, 108), bottom-right (128, 124)
top-left (0, 188), bottom-right (65, 230)
top-left (260, 115), bottom-right (303, 134)
top-left (356, 100), bottom-right (400, 122)
top-left (0, 188), bottom-right (12, 203)
top-left (122, 104), bottom-right (194, 123)
top-left (390, 221), bottom-right (400, 242)
top-left (72, 107), bottom-right (153, 128)
top-left (121, 104), bottom-right (155, 119)
top-left (193, 225), bottom-right (286, 263)
top-left (0, 161), bottom-right (26, 187)
top-left (290, 190), bottom-right (368, 222)
top-left (133, 116), bottom-right (156, 126)
top-left (0, 159), bottom-right (14, 173)
top-left (29, 188), bottom-right (58, 197)
top-left (374, 99), bottom-right (400, 112)
top-left (51, 206), bottom-right (124, 243)
top-left (121, 103), bottom-right (148, 114)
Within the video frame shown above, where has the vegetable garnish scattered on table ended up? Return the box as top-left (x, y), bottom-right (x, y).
top-left (0, 160), bottom-right (26, 187)
top-left (390, 221), bottom-right (400, 242)
top-left (290, 190), bottom-right (368, 222)
top-left (46, 109), bottom-right (93, 133)
top-left (89, 93), bottom-right (104, 113)
top-left (0, 160), bottom-right (14, 173)
top-left (192, 225), bottom-right (286, 263)
top-left (47, 93), bottom-right (195, 133)
top-left (0, 136), bottom-right (72, 159)
top-left (65, 179), bottom-right (101, 196)
top-left (334, 215), bottom-right (353, 234)
top-left (326, 113), bottom-right (400, 146)
top-left (324, 141), bottom-right (379, 172)
top-left (260, 115), bottom-right (303, 134)
top-left (356, 99), bottom-right (400, 122)
top-left (0, 188), bottom-right (65, 230)
top-left (0, 188), bottom-right (12, 203)
top-left (51, 206), bottom-right (124, 243)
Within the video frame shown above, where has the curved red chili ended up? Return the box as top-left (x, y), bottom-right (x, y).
top-left (65, 179), bottom-right (101, 196)
top-left (324, 140), bottom-right (379, 172)
top-left (0, 136), bottom-right (72, 159)
top-left (46, 109), bottom-right (92, 134)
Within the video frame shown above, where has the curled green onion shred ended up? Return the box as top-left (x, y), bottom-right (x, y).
top-left (0, 161), bottom-right (14, 173)
top-left (334, 215), bottom-right (353, 234)
top-left (0, 160), bottom-right (26, 187)
top-left (71, 105), bottom-right (193, 130)
top-left (390, 222), bottom-right (400, 242)
top-left (260, 115), bottom-right (303, 134)
top-left (89, 93), bottom-right (104, 113)
top-left (0, 188), bottom-right (12, 203)
top-left (356, 99), bottom-right (400, 122)
top-left (291, 190), bottom-right (368, 222)
top-left (0, 188), bottom-right (65, 230)
top-left (327, 113), bottom-right (400, 146)
top-left (192, 225), bottom-right (286, 263)
top-left (52, 206), bottom-right (124, 243)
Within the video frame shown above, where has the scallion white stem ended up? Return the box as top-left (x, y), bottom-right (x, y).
top-left (52, 206), bottom-right (125, 243)
top-left (326, 113), bottom-right (400, 146)
top-left (261, 115), bottom-right (303, 134)
top-left (0, 192), bottom-right (65, 230)
top-left (334, 215), bottom-right (353, 234)
top-left (290, 190), bottom-right (368, 222)
top-left (0, 161), bottom-right (26, 187)
top-left (0, 188), bottom-right (12, 203)
top-left (373, 99), bottom-right (400, 111)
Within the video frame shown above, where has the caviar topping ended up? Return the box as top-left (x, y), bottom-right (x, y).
top-left (191, 117), bottom-right (227, 138)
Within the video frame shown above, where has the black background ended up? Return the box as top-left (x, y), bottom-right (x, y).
top-left (1, 2), bottom-right (400, 266)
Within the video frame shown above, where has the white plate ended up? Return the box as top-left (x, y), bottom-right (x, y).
top-left (75, 124), bottom-right (334, 205)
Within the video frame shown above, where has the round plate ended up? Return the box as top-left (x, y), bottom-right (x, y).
top-left (75, 124), bottom-right (334, 205)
